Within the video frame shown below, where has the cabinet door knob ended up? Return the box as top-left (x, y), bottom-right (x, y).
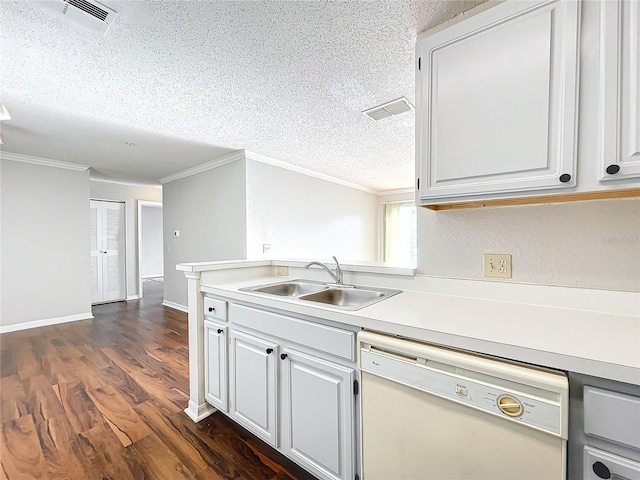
top-left (208, 307), bottom-right (215, 312)
top-left (592, 461), bottom-right (611, 479)
top-left (280, 353), bottom-right (288, 360)
top-left (217, 329), bottom-right (223, 334)
top-left (559, 173), bottom-right (572, 183)
top-left (266, 348), bottom-right (273, 354)
top-left (606, 164), bottom-right (620, 175)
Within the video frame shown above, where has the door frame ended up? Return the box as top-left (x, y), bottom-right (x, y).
top-left (137, 200), bottom-right (163, 299)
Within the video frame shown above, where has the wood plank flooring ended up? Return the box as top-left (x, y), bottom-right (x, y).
top-left (0, 279), bottom-right (316, 480)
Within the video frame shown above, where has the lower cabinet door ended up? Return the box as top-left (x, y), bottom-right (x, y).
top-left (204, 320), bottom-right (227, 411)
top-left (281, 348), bottom-right (355, 480)
top-left (229, 329), bottom-right (278, 447)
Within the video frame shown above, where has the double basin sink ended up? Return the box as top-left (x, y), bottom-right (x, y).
top-left (240, 279), bottom-right (402, 311)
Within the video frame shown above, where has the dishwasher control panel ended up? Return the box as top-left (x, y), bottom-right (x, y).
top-left (360, 341), bottom-right (567, 438)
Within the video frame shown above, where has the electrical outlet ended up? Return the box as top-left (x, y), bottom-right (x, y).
top-left (276, 266), bottom-right (289, 276)
top-left (483, 254), bottom-right (512, 278)
top-left (263, 244), bottom-right (272, 254)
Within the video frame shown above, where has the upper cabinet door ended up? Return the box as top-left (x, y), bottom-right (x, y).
top-left (599, 0), bottom-right (640, 181)
top-left (416, 0), bottom-right (581, 203)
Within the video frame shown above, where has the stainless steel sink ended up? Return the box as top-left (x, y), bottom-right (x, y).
top-left (240, 280), bottom-right (401, 310)
top-left (299, 288), bottom-right (384, 307)
top-left (249, 281), bottom-right (327, 297)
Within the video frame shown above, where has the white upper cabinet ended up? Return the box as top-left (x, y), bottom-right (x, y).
top-left (416, 0), bottom-right (581, 204)
top-left (598, 0), bottom-right (640, 181)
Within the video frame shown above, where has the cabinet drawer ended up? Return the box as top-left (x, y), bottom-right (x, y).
top-left (230, 304), bottom-right (355, 361)
top-left (204, 296), bottom-right (227, 321)
top-left (584, 386), bottom-right (640, 449)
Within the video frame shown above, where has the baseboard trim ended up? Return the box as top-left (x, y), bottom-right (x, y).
top-left (162, 300), bottom-right (188, 313)
top-left (0, 312), bottom-right (94, 334)
top-left (184, 401), bottom-right (217, 422)
top-left (126, 295), bottom-right (141, 301)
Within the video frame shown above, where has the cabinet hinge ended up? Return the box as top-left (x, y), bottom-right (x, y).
top-left (418, 57), bottom-right (421, 70)
top-left (353, 380), bottom-right (359, 395)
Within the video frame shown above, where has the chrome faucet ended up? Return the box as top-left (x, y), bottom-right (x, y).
top-left (305, 256), bottom-right (343, 285)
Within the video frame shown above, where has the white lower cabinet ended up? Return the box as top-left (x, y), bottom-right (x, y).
top-left (206, 301), bottom-right (360, 480)
top-left (281, 348), bottom-right (355, 480)
top-left (229, 329), bottom-right (278, 447)
top-left (204, 320), bottom-right (228, 412)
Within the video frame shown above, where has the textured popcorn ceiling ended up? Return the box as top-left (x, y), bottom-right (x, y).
top-left (0, 0), bottom-right (482, 190)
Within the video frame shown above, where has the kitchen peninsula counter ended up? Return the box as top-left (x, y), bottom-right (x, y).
top-left (177, 259), bottom-right (640, 421)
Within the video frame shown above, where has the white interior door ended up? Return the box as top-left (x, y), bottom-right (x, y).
top-left (90, 200), bottom-right (126, 304)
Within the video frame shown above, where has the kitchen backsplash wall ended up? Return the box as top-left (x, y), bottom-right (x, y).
top-left (417, 197), bottom-right (640, 292)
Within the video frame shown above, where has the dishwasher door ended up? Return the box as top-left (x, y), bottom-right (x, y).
top-left (358, 331), bottom-right (569, 480)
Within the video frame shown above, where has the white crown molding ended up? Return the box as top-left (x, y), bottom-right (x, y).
top-left (159, 150), bottom-right (246, 184)
top-left (378, 187), bottom-right (415, 196)
top-left (245, 150), bottom-right (378, 194)
top-left (90, 177), bottom-right (162, 188)
top-left (158, 147), bottom-right (401, 195)
top-left (0, 151), bottom-right (90, 171)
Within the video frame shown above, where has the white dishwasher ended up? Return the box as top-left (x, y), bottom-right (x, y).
top-left (358, 331), bottom-right (569, 480)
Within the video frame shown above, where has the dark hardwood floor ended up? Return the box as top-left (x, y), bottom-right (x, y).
top-left (1, 279), bottom-right (315, 479)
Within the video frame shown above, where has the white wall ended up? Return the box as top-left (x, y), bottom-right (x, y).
top-left (163, 160), bottom-right (247, 308)
top-left (90, 180), bottom-right (162, 298)
top-left (1, 160), bottom-right (91, 329)
top-left (245, 159), bottom-right (379, 262)
top-left (417, 198), bottom-right (640, 291)
top-left (141, 204), bottom-right (163, 277)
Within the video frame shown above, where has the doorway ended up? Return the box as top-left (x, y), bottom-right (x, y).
top-left (90, 199), bottom-right (126, 304)
top-left (137, 200), bottom-right (163, 299)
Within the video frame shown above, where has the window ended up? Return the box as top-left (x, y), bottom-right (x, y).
top-left (383, 201), bottom-right (417, 266)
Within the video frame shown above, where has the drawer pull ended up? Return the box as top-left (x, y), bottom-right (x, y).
top-left (266, 348), bottom-right (273, 354)
top-left (208, 307), bottom-right (215, 313)
top-left (280, 353), bottom-right (288, 360)
top-left (592, 461), bottom-right (611, 479)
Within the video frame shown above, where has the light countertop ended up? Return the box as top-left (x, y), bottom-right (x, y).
top-left (178, 259), bottom-right (640, 385)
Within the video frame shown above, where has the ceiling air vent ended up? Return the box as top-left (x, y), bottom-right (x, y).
top-left (363, 97), bottom-right (414, 121)
top-left (34, 0), bottom-right (117, 35)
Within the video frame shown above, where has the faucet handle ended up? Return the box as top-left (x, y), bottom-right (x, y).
top-left (331, 256), bottom-right (343, 284)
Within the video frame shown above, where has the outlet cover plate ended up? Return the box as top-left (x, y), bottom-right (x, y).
top-left (483, 254), bottom-right (512, 278)
top-left (263, 244), bottom-right (272, 254)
